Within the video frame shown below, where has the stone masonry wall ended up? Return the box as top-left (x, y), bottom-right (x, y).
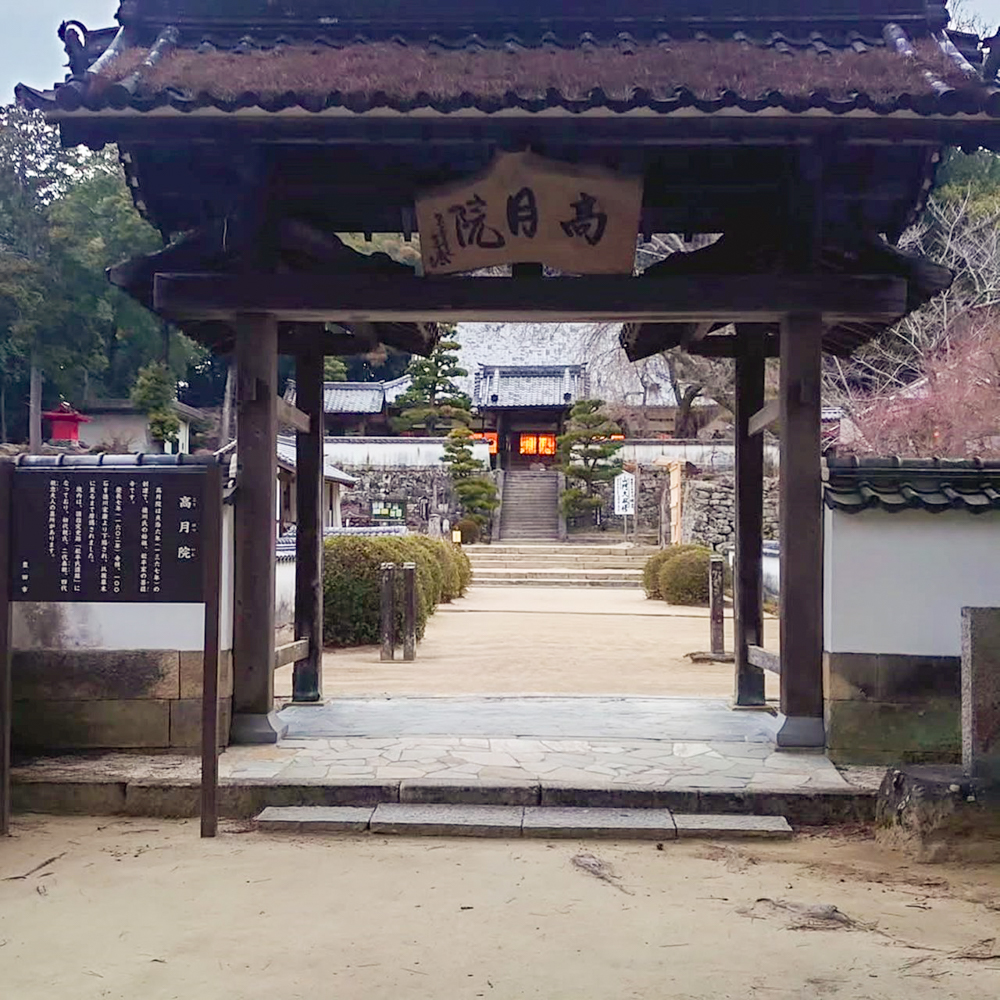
top-left (340, 466), bottom-right (458, 532)
top-left (590, 465), bottom-right (671, 540)
top-left (680, 474), bottom-right (779, 552)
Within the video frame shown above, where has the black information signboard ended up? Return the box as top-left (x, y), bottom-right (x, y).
top-left (10, 467), bottom-right (207, 603)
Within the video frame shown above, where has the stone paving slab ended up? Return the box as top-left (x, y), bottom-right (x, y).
top-left (522, 807), bottom-right (677, 840)
top-left (673, 813), bottom-right (793, 839)
top-left (256, 806), bottom-right (375, 833)
top-left (370, 803), bottom-right (525, 837)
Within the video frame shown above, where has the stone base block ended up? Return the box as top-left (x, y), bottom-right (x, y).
top-left (169, 697), bottom-right (233, 750)
top-left (12, 779), bottom-right (127, 815)
top-left (876, 765), bottom-right (1000, 862)
top-left (13, 699), bottom-right (171, 750)
top-left (825, 699), bottom-right (960, 765)
top-left (13, 649), bottom-right (180, 701)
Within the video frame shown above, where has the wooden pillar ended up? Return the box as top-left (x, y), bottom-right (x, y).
top-left (776, 313), bottom-right (825, 747)
top-left (231, 314), bottom-right (285, 743)
top-left (293, 350), bottom-right (324, 703)
top-left (733, 324), bottom-right (767, 707)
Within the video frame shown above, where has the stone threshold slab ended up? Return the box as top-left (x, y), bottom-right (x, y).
top-left (254, 804), bottom-right (792, 840)
top-left (12, 774), bottom-right (875, 824)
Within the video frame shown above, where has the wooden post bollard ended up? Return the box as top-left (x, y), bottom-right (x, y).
top-left (402, 562), bottom-right (417, 662)
top-left (709, 555), bottom-right (725, 657)
top-left (380, 562), bottom-right (397, 661)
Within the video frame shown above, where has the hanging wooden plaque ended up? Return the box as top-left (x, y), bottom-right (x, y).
top-left (416, 151), bottom-right (643, 276)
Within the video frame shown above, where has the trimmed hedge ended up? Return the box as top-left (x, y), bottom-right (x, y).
top-left (322, 535), bottom-right (468, 648)
top-left (658, 547), bottom-right (714, 606)
top-left (642, 544), bottom-right (707, 599)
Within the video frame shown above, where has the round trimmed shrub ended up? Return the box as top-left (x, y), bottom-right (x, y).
top-left (643, 544), bottom-right (707, 599)
top-left (455, 517), bottom-right (481, 544)
top-left (658, 548), bottom-right (714, 606)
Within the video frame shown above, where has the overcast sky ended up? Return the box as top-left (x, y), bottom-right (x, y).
top-left (3, 0), bottom-right (1000, 105)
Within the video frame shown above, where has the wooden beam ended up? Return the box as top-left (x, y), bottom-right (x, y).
top-left (292, 349), bottom-right (324, 703)
top-left (276, 396), bottom-right (310, 434)
top-left (734, 325), bottom-right (767, 708)
top-left (748, 645), bottom-right (781, 675)
top-left (681, 322), bottom-right (714, 349)
top-left (154, 274), bottom-right (908, 325)
top-left (0, 462), bottom-right (12, 836)
top-left (275, 639), bottom-right (310, 670)
top-left (232, 314), bottom-right (280, 738)
top-left (748, 399), bottom-right (780, 437)
top-left (777, 312), bottom-right (825, 748)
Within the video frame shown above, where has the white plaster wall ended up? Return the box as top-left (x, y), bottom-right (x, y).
top-left (624, 441), bottom-right (780, 470)
top-left (824, 507), bottom-right (1000, 656)
top-left (12, 503), bottom-right (235, 652)
top-left (78, 414), bottom-right (150, 452)
top-left (323, 438), bottom-right (490, 468)
top-left (275, 557), bottom-right (296, 629)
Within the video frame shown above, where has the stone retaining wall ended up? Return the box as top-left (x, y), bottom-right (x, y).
top-left (340, 466), bottom-right (458, 533)
top-left (680, 475), bottom-right (779, 552)
top-left (589, 465), bottom-right (671, 540)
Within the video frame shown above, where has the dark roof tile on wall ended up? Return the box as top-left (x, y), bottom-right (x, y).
top-left (823, 456), bottom-right (1000, 514)
top-left (473, 365), bottom-right (588, 408)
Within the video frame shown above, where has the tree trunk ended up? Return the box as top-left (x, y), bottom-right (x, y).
top-left (0, 378), bottom-right (6, 444)
top-left (29, 359), bottom-right (42, 454)
top-left (220, 359), bottom-right (235, 447)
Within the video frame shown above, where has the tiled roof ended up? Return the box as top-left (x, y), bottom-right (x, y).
top-left (473, 365), bottom-right (588, 409)
top-left (322, 383), bottom-right (386, 415)
top-left (276, 435), bottom-right (358, 485)
top-left (455, 324), bottom-right (676, 406)
top-left (16, 5), bottom-right (998, 121)
top-left (823, 457), bottom-right (1000, 514)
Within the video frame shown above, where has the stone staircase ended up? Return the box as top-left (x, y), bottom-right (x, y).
top-left (498, 470), bottom-right (560, 541)
top-left (467, 543), bottom-right (658, 588)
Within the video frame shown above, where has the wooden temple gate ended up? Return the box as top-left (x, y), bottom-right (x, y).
top-left (17, 0), bottom-right (1000, 748)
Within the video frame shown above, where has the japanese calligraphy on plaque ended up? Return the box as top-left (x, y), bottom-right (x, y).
top-left (10, 467), bottom-right (207, 603)
top-left (415, 151), bottom-right (643, 276)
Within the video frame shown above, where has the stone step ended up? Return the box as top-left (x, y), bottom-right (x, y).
top-left (466, 545), bottom-right (660, 556)
top-left (473, 577), bottom-right (642, 588)
top-left (474, 568), bottom-right (642, 579)
top-left (468, 557), bottom-right (650, 568)
top-left (255, 804), bottom-right (793, 840)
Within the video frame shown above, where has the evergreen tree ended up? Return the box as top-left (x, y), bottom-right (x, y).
top-left (324, 356), bottom-right (348, 381)
top-left (131, 360), bottom-right (179, 445)
top-left (442, 426), bottom-right (499, 527)
top-left (393, 328), bottom-right (472, 434)
top-left (557, 399), bottom-right (623, 521)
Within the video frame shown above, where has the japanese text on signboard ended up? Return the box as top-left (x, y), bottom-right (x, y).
top-left (416, 151), bottom-right (643, 276)
top-left (10, 468), bottom-right (206, 603)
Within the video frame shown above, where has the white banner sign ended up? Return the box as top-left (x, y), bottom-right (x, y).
top-left (613, 471), bottom-right (636, 516)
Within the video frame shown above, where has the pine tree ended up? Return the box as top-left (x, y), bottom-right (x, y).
top-left (393, 328), bottom-right (472, 435)
top-left (557, 399), bottom-right (623, 521)
top-left (442, 426), bottom-right (499, 527)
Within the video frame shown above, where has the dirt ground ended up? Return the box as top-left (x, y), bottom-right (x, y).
top-left (277, 586), bottom-right (781, 699)
top-left (2, 817), bottom-right (999, 1000)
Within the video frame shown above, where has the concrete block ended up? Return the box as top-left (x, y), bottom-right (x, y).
top-left (169, 697), bottom-right (233, 749)
top-left (179, 650), bottom-right (234, 699)
top-left (12, 649), bottom-right (180, 701)
top-left (962, 607), bottom-right (1000, 780)
top-left (523, 807), bottom-right (677, 839)
top-left (12, 779), bottom-right (127, 816)
top-left (13, 699), bottom-right (171, 750)
top-left (370, 803), bottom-right (524, 837)
top-left (400, 779), bottom-right (539, 806)
top-left (255, 806), bottom-right (374, 833)
top-left (673, 813), bottom-right (793, 839)
top-left (540, 782), bottom-right (700, 814)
